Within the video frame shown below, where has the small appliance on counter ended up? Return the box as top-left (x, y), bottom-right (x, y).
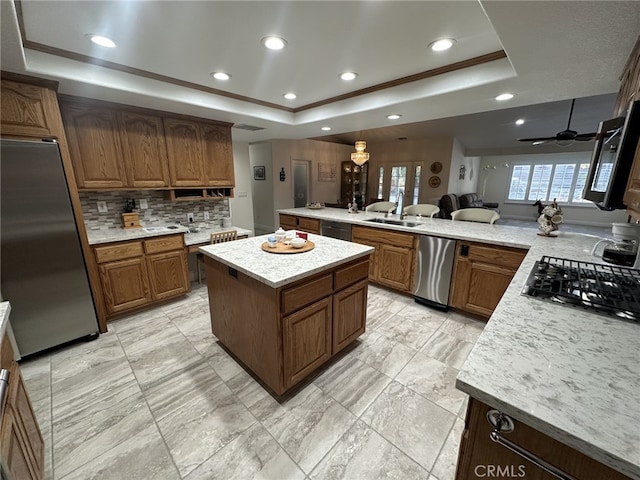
top-left (591, 222), bottom-right (640, 267)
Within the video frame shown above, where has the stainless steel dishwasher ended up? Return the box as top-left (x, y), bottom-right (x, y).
top-left (321, 220), bottom-right (352, 241)
top-left (414, 235), bottom-right (456, 310)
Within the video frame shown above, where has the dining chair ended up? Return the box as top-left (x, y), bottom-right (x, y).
top-left (403, 204), bottom-right (440, 218)
top-left (450, 208), bottom-right (500, 224)
top-left (197, 230), bottom-right (238, 283)
top-left (365, 201), bottom-right (397, 214)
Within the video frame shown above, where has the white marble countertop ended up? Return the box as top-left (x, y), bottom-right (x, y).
top-left (86, 225), bottom-right (252, 246)
top-left (199, 231), bottom-right (374, 288)
top-left (0, 302), bottom-right (10, 342)
top-left (278, 207), bottom-right (640, 477)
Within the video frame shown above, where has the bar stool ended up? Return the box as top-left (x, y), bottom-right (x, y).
top-left (197, 230), bottom-right (238, 284)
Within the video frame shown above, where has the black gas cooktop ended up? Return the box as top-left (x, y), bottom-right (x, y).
top-left (521, 256), bottom-right (640, 322)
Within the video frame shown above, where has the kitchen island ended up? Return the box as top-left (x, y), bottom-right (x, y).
top-left (278, 207), bottom-right (640, 478)
top-left (199, 232), bottom-right (374, 395)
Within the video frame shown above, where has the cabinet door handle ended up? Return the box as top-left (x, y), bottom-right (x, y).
top-left (0, 368), bottom-right (10, 419)
top-left (487, 410), bottom-right (577, 480)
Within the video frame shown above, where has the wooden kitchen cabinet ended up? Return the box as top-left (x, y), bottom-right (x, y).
top-left (164, 117), bottom-right (235, 188)
top-left (98, 257), bottom-right (152, 315)
top-left (278, 214), bottom-right (321, 234)
top-left (614, 35), bottom-right (640, 117)
top-left (332, 279), bottom-right (367, 354)
top-left (202, 123), bottom-right (235, 186)
top-left (456, 397), bottom-right (630, 480)
top-left (450, 241), bottom-right (526, 318)
top-left (1, 330), bottom-right (44, 480)
top-left (117, 111), bottom-right (170, 188)
top-left (0, 77), bottom-right (60, 139)
top-left (61, 102), bottom-right (127, 189)
top-left (205, 255), bottom-right (370, 395)
top-left (94, 234), bottom-right (189, 319)
top-left (283, 297), bottom-right (332, 389)
top-left (351, 225), bottom-right (417, 293)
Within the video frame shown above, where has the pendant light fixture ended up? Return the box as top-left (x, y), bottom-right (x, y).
top-left (351, 140), bottom-right (370, 166)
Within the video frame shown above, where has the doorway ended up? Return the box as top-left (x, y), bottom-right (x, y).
top-left (292, 160), bottom-right (310, 208)
top-left (376, 161), bottom-right (423, 213)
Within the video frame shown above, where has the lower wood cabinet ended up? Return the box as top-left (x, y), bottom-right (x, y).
top-left (283, 297), bottom-right (332, 388)
top-left (205, 256), bottom-right (370, 395)
top-left (1, 330), bottom-right (44, 480)
top-left (99, 257), bottom-right (152, 315)
top-left (456, 397), bottom-right (630, 480)
top-left (94, 234), bottom-right (189, 318)
top-left (278, 214), bottom-right (321, 234)
top-left (450, 241), bottom-right (526, 318)
top-left (351, 225), bottom-right (417, 293)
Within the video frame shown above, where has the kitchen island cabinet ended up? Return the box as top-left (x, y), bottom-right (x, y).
top-left (278, 214), bottom-right (321, 234)
top-left (200, 233), bottom-right (373, 395)
top-left (456, 398), bottom-right (630, 480)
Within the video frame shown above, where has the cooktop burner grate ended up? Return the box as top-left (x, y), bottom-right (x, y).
top-left (521, 256), bottom-right (640, 322)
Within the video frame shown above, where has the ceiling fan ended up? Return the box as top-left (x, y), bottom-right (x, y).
top-left (517, 99), bottom-right (597, 146)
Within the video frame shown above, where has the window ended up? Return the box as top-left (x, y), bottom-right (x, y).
top-left (413, 165), bottom-right (421, 205)
top-left (377, 167), bottom-right (384, 200)
top-left (506, 158), bottom-right (598, 205)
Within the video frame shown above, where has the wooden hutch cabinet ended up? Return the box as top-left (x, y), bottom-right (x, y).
top-left (340, 161), bottom-right (368, 209)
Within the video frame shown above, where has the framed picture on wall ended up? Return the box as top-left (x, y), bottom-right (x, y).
top-left (254, 165), bottom-right (265, 180)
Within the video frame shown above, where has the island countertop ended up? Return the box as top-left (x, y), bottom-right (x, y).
top-left (277, 207), bottom-right (640, 478)
top-left (199, 231), bottom-right (374, 288)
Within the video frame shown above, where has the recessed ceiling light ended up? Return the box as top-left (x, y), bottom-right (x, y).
top-left (261, 36), bottom-right (287, 50)
top-left (429, 38), bottom-right (456, 52)
top-left (386, 114), bottom-right (402, 120)
top-left (515, 119), bottom-right (525, 125)
top-left (283, 93), bottom-right (297, 100)
top-left (321, 127), bottom-right (331, 131)
top-left (496, 93), bottom-right (515, 101)
top-left (340, 72), bottom-right (358, 81)
top-left (87, 34), bottom-right (116, 48)
top-left (211, 72), bottom-right (231, 81)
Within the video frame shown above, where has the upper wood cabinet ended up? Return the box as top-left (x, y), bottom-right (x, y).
top-left (164, 118), bottom-right (205, 187)
top-left (117, 111), bottom-right (170, 188)
top-left (61, 103), bottom-right (128, 189)
top-left (202, 123), bottom-right (235, 186)
top-left (164, 118), bottom-right (235, 188)
top-left (59, 95), bottom-right (234, 190)
top-left (0, 78), bottom-right (59, 139)
top-left (614, 35), bottom-right (640, 117)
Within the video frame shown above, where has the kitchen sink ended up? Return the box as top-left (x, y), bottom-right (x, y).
top-left (365, 218), bottom-right (421, 228)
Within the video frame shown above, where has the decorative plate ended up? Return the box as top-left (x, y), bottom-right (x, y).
top-left (428, 175), bottom-right (441, 188)
top-left (430, 162), bottom-right (443, 174)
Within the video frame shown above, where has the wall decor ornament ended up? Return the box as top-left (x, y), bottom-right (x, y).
top-left (253, 165), bottom-right (265, 180)
top-left (430, 162), bottom-right (443, 174)
top-left (428, 176), bottom-right (441, 188)
top-left (318, 162), bottom-right (337, 182)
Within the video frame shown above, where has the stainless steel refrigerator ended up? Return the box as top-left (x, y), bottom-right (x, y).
top-left (1, 138), bottom-right (99, 357)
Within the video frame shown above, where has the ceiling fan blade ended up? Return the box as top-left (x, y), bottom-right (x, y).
top-left (517, 136), bottom-right (556, 143)
top-left (574, 132), bottom-right (597, 141)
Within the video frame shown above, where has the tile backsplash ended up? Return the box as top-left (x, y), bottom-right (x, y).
top-left (80, 191), bottom-right (230, 230)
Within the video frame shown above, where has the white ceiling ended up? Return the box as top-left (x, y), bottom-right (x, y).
top-left (1, 1), bottom-right (639, 154)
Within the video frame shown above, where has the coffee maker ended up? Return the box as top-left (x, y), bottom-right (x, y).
top-left (591, 223), bottom-right (640, 267)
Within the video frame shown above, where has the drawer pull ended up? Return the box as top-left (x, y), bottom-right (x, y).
top-left (487, 410), bottom-right (576, 480)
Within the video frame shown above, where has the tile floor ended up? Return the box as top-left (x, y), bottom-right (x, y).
top-left (20, 283), bottom-right (485, 480)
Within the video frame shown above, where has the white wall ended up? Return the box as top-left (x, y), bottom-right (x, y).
top-left (228, 142), bottom-right (254, 234)
top-left (249, 142), bottom-right (274, 235)
top-left (447, 138), bottom-right (480, 196)
top-left (481, 152), bottom-right (628, 226)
